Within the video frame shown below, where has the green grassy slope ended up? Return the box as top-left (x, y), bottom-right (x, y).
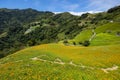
top-left (74, 29), bottom-right (93, 43)
top-left (70, 22), bottom-right (120, 46)
top-left (0, 44), bottom-right (120, 80)
top-left (95, 22), bottom-right (120, 35)
top-left (91, 22), bottom-right (120, 46)
top-left (91, 33), bottom-right (120, 46)
top-left (65, 29), bottom-right (93, 45)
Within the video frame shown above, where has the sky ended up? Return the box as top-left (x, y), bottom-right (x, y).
top-left (0, 0), bottom-right (120, 15)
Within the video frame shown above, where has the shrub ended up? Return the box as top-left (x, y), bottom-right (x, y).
top-left (79, 42), bottom-right (82, 45)
top-left (82, 40), bottom-right (90, 46)
top-left (63, 40), bottom-right (68, 44)
top-left (73, 42), bottom-right (76, 45)
top-left (116, 31), bottom-right (120, 36)
top-left (0, 54), bottom-right (5, 58)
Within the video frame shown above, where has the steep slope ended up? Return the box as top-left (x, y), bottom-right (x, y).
top-left (0, 44), bottom-right (120, 80)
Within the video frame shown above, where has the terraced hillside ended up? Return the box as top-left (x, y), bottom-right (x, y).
top-left (0, 44), bottom-right (120, 80)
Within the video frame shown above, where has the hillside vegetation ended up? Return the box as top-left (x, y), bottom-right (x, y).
top-left (0, 43), bottom-right (120, 80)
top-left (0, 44), bottom-right (120, 80)
top-left (0, 5), bottom-right (120, 58)
top-left (68, 22), bottom-right (120, 46)
top-left (0, 5), bottom-right (120, 80)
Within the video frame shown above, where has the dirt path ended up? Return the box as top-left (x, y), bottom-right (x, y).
top-left (69, 61), bottom-right (77, 66)
top-left (101, 66), bottom-right (118, 73)
top-left (89, 29), bottom-right (96, 41)
top-left (31, 57), bottom-right (95, 69)
top-left (31, 56), bottom-right (119, 73)
top-left (31, 57), bottom-right (47, 62)
top-left (54, 58), bottom-right (65, 65)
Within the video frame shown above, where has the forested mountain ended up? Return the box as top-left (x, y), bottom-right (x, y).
top-left (0, 5), bottom-right (120, 58)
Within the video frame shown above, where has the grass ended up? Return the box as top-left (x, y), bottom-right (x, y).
top-left (95, 22), bottom-right (120, 35)
top-left (67, 22), bottom-right (120, 46)
top-left (0, 43), bottom-right (120, 80)
top-left (90, 22), bottom-right (120, 46)
top-left (91, 33), bottom-right (120, 46)
top-left (74, 29), bottom-right (93, 42)
top-left (67, 29), bottom-right (93, 45)
top-left (0, 22), bottom-right (120, 80)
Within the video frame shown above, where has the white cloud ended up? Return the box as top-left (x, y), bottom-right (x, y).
top-left (49, 0), bottom-right (120, 12)
top-left (54, 12), bottom-right (62, 14)
top-left (70, 11), bottom-right (103, 16)
top-left (54, 11), bottom-right (102, 16)
top-left (86, 0), bottom-right (120, 11)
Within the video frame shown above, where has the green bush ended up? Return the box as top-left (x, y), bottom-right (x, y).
top-left (63, 40), bottom-right (68, 44)
top-left (82, 40), bottom-right (90, 46)
top-left (79, 42), bottom-right (82, 45)
top-left (73, 42), bottom-right (76, 45)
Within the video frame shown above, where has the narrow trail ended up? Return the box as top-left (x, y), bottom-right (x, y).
top-left (54, 58), bottom-right (65, 65)
top-left (101, 66), bottom-right (119, 73)
top-left (89, 29), bottom-right (96, 42)
top-left (30, 56), bottom-right (119, 73)
top-left (1, 56), bottom-right (118, 74)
